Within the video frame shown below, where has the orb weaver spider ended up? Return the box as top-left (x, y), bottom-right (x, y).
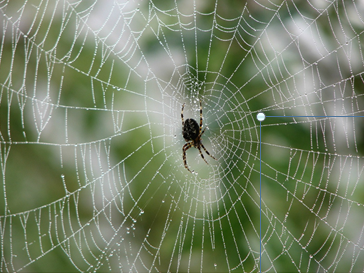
top-left (181, 100), bottom-right (216, 172)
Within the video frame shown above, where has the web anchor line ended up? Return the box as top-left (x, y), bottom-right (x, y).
top-left (256, 112), bottom-right (265, 273)
top-left (266, 115), bottom-right (364, 118)
top-left (256, 112), bottom-right (364, 273)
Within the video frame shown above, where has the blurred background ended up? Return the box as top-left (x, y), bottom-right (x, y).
top-left (1, 0), bottom-right (364, 272)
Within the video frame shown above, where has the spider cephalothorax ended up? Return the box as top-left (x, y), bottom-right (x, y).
top-left (181, 100), bottom-right (216, 172)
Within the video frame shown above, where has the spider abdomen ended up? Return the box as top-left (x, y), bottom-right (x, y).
top-left (182, 118), bottom-right (199, 141)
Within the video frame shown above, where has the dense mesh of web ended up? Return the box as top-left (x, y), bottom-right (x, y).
top-left (1, 0), bottom-right (364, 272)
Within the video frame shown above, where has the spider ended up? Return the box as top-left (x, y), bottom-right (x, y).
top-left (181, 100), bottom-right (216, 172)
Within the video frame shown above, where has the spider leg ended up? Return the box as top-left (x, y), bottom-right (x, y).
top-left (200, 127), bottom-right (206, 137)
top-left (201, 142), bottom-right (217, 160)
top-left (181, 103), bottom-right (185, 126)
top-left (199, 100), bottom-right (203, 134)
top-left (182, 142), bottom-right (193, 172)
top-left (198, 145), bottom-right (209, 165)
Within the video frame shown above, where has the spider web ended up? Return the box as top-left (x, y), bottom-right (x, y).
top-left (1, 0), bottom-right (364, 272)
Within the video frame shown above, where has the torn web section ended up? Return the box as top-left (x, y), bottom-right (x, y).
top-left (259, 115), bottom-right (364, 272)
